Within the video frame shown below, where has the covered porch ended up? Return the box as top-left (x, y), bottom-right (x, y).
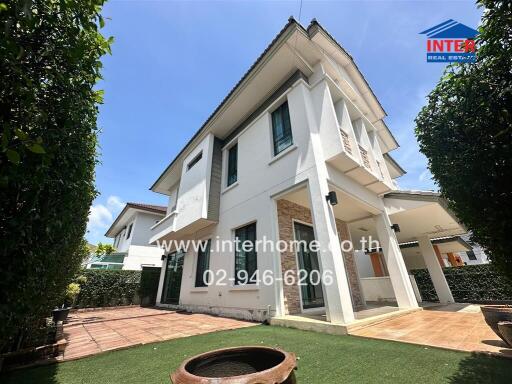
top-left (270, 184), bottom-right (467, 333)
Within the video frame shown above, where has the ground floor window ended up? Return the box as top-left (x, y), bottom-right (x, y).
top-left (195, 240), bottom-right (211, 287)
top-left (234, 222), bottom-right (257, 284)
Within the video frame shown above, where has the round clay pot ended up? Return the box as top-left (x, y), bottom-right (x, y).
top-left (497, 322), bottom-right (512, 348)
top-left (481, 305), bottom-right (512, 342)
top-left (170, 346), bottom-right (297, 384)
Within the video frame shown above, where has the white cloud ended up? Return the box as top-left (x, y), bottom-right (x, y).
top-left (107, 195), bottom-right (124, 212)
top-left (86, 195), bottom-right (125, 245)
top-left (419, 169), bottom-right (431, 182)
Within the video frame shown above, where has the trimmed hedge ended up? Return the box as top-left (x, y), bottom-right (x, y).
top-left (74, 270), bottom-right (141, 308)
top-left (139, 267), bottom-right (161, 307)
top-left (411, 264), bottom-right (512, 303)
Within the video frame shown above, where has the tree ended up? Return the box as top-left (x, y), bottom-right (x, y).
top-left (0, 0), bottom-right (112, 349)
top-left (415, 1), bottom-right (512, 279)
top-left (95, 242), bottom-right (117, 257)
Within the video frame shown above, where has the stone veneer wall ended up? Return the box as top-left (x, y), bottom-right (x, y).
top-left (276, 199), bottom-right (365, 315)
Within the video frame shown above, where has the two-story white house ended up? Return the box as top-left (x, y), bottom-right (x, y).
top-left (148, 18), bottom-right (468, 330)
top-left (89, 203), bottom-right (166, 270)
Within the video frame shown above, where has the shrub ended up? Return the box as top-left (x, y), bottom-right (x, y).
top-left (0, 0), bottom-right (111, 349)
top-left (412, 264), bottom-right (512, 303)
top-left (139, 267), bottom-right (162, 307)
top-left (74, 270), bottom-right (141, 308)
top-left (415, 0), bottom-right (512, 279)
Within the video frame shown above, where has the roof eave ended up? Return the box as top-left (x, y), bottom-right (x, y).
top-left (150, 17), bottom-right (306, 193)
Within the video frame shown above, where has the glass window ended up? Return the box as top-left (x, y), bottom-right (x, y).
top-left (126, 223), bottom-right (133, 239)
top-left (195, 240), bottom-right (211, 287)
top-left (466, 250), bottom-right (477, 261)
top-left (234, 223), bottom-right (257, 285)
top-left (271, 101), bottom-right (293, 155)
top-left (227, 143), bottom-right (238, 186)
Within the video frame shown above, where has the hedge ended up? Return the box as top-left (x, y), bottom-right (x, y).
top-left (411, 264), bottom-right (512, 303)
top-left (74, 270), bottom-right (141, 308)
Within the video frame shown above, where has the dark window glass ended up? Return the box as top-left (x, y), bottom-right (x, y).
top-left (235, 223), bottom-right (257, 285)
top-left (187, 152), bottom-right (202, 171)
top-left (227, 144), bottom-right (238, 186)
top-left (195, 240), bottom-right (211, 287)
top-left (466, 250), bottom-right (477, 261)
top-left (126, 223), bottom-right (133, 239)
top-left (271, 101), bottom-right (293, 155)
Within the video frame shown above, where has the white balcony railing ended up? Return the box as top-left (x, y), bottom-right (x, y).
top-left (149, 211), bottom-right (177, 244)
top-left (340, 129), bottom-right (353, 156)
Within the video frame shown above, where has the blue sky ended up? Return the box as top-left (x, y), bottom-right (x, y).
top-left (86, 0), bottom-right (482, 245)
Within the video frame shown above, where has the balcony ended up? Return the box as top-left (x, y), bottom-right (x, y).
top-left (323, 77), bottom-right (394, 194)
top-left (149, 211), bottom-right (177, 245)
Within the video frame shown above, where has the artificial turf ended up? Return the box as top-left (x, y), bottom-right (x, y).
top-left (1, 325), bottom-right (511, 383)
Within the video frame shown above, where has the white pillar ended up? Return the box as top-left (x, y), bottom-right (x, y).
top-left (307, 175), bottom-right (355, 324)
top-left (417, 236), bottom-right (454, 304)
top-left (374, 213), bottom-right (418, 308)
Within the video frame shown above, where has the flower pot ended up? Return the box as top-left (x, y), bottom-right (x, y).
top-left (481, 305), bottom-right (512, 342)
top-left (497, 322), bottom-right (512, 348)
top-left (171, 346), bottom-right (297, 384)
top-left (52, 308), bottom-right (70, 323)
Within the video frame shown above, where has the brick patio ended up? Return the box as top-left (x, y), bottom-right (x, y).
top-left (60, 307), bottom-right (256, 361)
top-left (350, 303), bottom-right (512, 358)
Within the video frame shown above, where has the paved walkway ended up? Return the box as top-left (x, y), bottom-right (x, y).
top-left (350, 303), bottom-right (512, 357)
top-left (61, 307), bottom-right (256, 361)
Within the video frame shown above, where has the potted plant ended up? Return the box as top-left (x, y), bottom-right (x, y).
top-left (481, 305), bottom-right (512, 342)
top-left (52, 282), bottom-right (82, 323)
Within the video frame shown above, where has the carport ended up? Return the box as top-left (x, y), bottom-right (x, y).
top-left (349, 191), bottom-right (468, 304)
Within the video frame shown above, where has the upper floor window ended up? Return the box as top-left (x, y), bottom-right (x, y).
top-left (195, 240), bottom-right (211, 287)
top-left (234, 222), bottom-right (257, 285)
top-left (227, 143), bottom-right (238, 187)
top-left (187, 151), bottom-right (202, 171)
top-left (271, 101), bottom-right (293, 156)
top-left (126, 223), bottom-right (133, 239)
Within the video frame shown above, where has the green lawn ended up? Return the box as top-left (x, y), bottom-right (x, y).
top-left (2, 325), bottom-right (511, 383)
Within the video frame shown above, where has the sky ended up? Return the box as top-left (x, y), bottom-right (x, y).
top-left (86, 0), bottom-right (483, 245)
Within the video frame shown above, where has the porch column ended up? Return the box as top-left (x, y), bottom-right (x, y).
top-left (307, 176), bottom-right (355, 324)
top-left (374, 213), bottom-right (418, 308)
top-left (417, 236), bottom-right (455, 304)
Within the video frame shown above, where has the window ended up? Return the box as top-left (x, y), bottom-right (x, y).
top-left (126, 223), bottom-right (133, 239)
top-left (271, 101), bottom-right (293, 155)
top-left (466, 250), bottom-right (477, 261)
top-left (187, 152), bottom-right (202, 171)
top-left (234, 223), bottom-right (257, 284)
top-left (195, 240), bottom-right (211, 287)
top-left (227, 143), bottom-right (238, 186)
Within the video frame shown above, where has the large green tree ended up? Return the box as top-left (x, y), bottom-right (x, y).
top-left (415, 1), bottom-right (511, 278)
top-left (0, 0), bottom-right (111, 349)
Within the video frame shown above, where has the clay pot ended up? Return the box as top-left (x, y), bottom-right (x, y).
top-left (497, 322), bottom-right (512, 348)
top-left (481, 305), bottom-right (512, 342)
top-left (170, 346), bottom-right (297, 384)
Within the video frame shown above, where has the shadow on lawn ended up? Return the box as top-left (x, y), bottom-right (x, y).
top-left (0, 363), bottom-right (59, 384)
top-left (448, 352), bottom-right (512, 384)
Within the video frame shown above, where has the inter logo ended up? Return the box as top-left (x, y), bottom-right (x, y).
top-left (420, 19), bottom-right (479, 63)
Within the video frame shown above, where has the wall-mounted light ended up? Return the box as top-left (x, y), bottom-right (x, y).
top-left (161, 254), bottom-right (167, 261)
top-left (391, 224), bottom-right (401, 232)
top-left (326, 191), bottom-right (338, 206)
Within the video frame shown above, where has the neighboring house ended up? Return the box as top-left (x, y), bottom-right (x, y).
top-left (457, 233), bottom-right (489, 265)
top-left (88, 203), bottom-right (166, 270)
top-left (148, 18), bottom-right (467, 326)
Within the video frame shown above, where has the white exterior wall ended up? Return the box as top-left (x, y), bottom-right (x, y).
top-left (123, 245), bottom-right (163, 270)
top-left (111, 211), bottom-right (165, 270)
top-left (157, 81), bottom-right (320, 321)
top-left (155, 67), bottom-right (416, 320)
